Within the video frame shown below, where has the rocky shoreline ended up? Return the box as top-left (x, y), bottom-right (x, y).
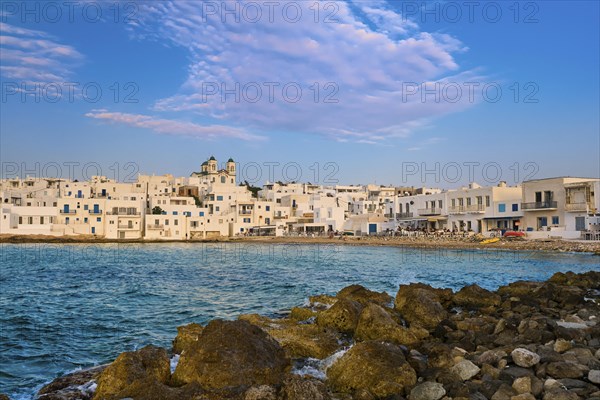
top-left (2, 234), bottom-right (600, 254)
top-left (4, 271), bottom-right (600, 400)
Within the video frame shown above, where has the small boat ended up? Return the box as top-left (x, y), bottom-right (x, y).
top-left (480, 237), bottom-right (500, 244)
top-left (504, 231), bottom-right (525, 237)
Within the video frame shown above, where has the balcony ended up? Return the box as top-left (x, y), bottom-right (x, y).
top-left (239, 210), bottom-right (253, 215)
top-left (147, 224), bottom-right (164, 230)
top-left (396, 212), bottom-right (414, 219)
top-left (118, 224), bottom-right (137, 230)
top-left (521, 201), bottom-right (558, 210)
top-left (88, 210), bottom-right (103, 215)
top-left (565, 202), bottom-right (589, 212)
top-left (60, 209), bottom-right (77, 214)
top-left (464, 204), bottom-right (485, 213)
top-left (106, 211), bottom-right (141, 216)
top-left (418, 208), bottom-right (441, 216)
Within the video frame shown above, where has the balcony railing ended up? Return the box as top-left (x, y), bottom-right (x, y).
top-left (418, 208), bottom-right (441, 216)
top-left (565, 202), bottom-right (589, 212)
top-left (147, 224), bottom-right (164, 230)
top-left (118, 224), bottom-right (136, 229)
top-left (396, 212), bottom-right (414, 219)
top-left (60, 209), bottom-right (77, 214)
top-left (106, 211), bottom-right (141, 216)
top-left (88, 210), bottom-right (103, 215)
top-left (464, 204), bottom-right (485, 213)
top-left (239, 210), bottom-right (253, 215)
top-left (521, 201), bottom-right (558, 210)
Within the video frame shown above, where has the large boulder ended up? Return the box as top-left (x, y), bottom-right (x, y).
top-left (172, 319), bottom-right (289, 389)
top-left (267, 323), bottom-right (341, 359)
top-left (172, 323), bottom-right (203, 354)
top-left (327, 341), bottom-right (417, 397)
top-left (453, 284), bottom-right (501, 308)
top-left (409, 381), bottom-right (446, 400)
top-left (280, 376), bottom-right (331, 400)
top-left (93, 345), bottom-right (170, 399)
top-left (316, 298), bottom-right (362, 334)
top-left (336, 284), bottom-right (392, 307)
top-left (395, 285), bottom-right (448, 329)
top-left (38, 365), bottom-right (106, 400)
top-left (354, 303), bottom-right (425, 345)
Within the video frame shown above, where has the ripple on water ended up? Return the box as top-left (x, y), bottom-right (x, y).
top-left (1, 243), bottom-right (599, 398)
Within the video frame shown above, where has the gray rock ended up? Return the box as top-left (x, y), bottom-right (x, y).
top-left (511, 348), bottom-right (541, 368)
top-left (409, 381), bottom-right (446, 400)
top-left (450, 359), bottom-right (480, 381)
top-left (589, 370), bottom-right (600, 384)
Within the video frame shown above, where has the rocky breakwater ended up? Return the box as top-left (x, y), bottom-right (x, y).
top-left (34, 272), bottom-right (600, 400)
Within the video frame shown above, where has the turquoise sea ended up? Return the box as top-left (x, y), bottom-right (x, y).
top-left (1, 243), bottom-right (599, 399)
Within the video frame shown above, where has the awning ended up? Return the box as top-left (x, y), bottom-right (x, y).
top-left (427, 216), bottom-right (448, 222)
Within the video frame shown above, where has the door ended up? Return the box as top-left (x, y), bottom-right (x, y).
top-left (63, 204), bottom-right (69, 213)
top-left (93, 204), bottom-right (100, 214)
top-left (91, 227), bottom-right (95, 234)
top-left (119, 231), bottom-right (125, 239)
top-left (369, 223), bottom-right (377, 234)
top-left (575, 217), bottom-right (586, 231)
top-left (537, 217), bottom-right (548, 230)
top-left (77, 190), bottom-right (82, 198)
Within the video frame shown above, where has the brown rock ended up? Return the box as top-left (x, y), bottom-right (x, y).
top-left (280, 375), bottom-right (330, 400)
top-left (268, 323), bottom-right (341, 359)
top-left (327, 341), bottom-right (417, 397)
top-left (336, 284), bottom-right (392, 306)
top-left (289, 307), bottom-right (316, 321)
top-left (93, 345), bottom-right (170, 400)
top-left (454, 284), bottom-right (501, 308)
top-left (38, 365), bottom-right (106, 400)
top-left (546, 361), bottom-right (586, 379)
top-left (316, 298), bottom-right (362, 334)
top-left (172, 319), bottom-right (289, 389)
top-left (395, 285), bottom-right (449, 329)
top-left (355, 303), bottom-right (423, 345)
top-left (172, 323), bottom-right (203, 354)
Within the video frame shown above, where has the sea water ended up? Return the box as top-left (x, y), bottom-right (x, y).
top-left (0, 242), bottom-right (598, 399)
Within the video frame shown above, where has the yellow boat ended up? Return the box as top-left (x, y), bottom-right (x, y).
top-left (480, 237), bottom-right (500, 244)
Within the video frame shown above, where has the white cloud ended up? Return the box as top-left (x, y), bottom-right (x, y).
top-left (85, 110), bottom-right (265, 141)
top-left (0, 22), bottom-right (83, 84)
top-left (121, 1), bottom-right (486, 143)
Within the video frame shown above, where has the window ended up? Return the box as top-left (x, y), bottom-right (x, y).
top-left (84, 205), bottom-right (88, 210)
top-left (244, 218), bottom-right (251, 223)
top-left (217, 196), bottom-right (223, 201)
top-left (221, 176), bottom-right (226, 183)
top-left (451, 199), bottom-right (455, 207)
top-left (266, 206), bottom-right (270, 211)
top-left (96, 217), bottom-right (101, 222)
top-left (498, 204), bottom-right (506, 212)
top-left (512, 204), bottom-right (518, 212)
top-left (199, 212), bottom-right (204, 217)
top-left (438, 200), bottom-right (442, 208)
top-left (552, 216), bottom-right (559, 225)
top-left (485, 196), bottom-right (490, 207)
top-left (466, 197), bottom-right (472, 206)
top-left (84, 218), bottom-right (88, 223)
top-left (174, 220), bottom-right (178, 226)
top-left (165, 220), bottom-right (169, 225)
top-left (173, 211), bottom-right (178, 215)
top-left (215, 206), bottom-right (220, 212)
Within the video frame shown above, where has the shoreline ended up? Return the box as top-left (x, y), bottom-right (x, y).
top-left (31, 271), bottom-right (600, 400)
top-left (2, 234), bottom-right (600, 254)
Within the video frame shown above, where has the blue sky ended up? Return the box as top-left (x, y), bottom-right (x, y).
top-left (1, 0), bottom-right (598, 187)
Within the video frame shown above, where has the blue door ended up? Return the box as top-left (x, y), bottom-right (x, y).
top-left (101, 189), bottom-right (106, 197)
top-left (369, 223), bottom-right (377, 234)
top-left (93, 204), bottom-right (100, 214)
top-left (63, 204), bottom-right (69, 213)
top-left (91, 227), bottom-right (95, 234)
top-left (77, 190), bottom-right (82, 198)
